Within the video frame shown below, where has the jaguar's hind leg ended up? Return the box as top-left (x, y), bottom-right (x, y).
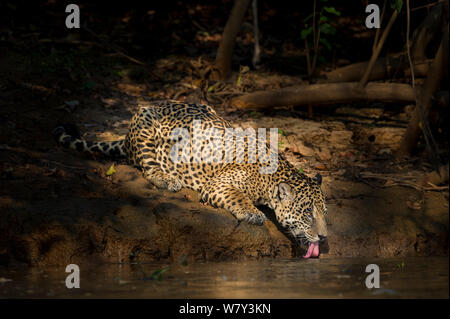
top-left (200, 180), bottom-right (266, 225)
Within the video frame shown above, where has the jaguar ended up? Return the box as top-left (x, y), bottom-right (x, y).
top-left (54, 100), bottom-right (328, 258)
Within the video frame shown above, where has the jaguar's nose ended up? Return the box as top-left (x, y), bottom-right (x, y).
top-left (318, 235), bottom-right (327, 241)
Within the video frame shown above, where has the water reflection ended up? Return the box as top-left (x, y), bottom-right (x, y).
top-left (0, 257), bottom-right (448, 298)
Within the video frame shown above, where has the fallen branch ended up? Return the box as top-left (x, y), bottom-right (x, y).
top-left (360, 171), bottom-right (449, 191)
top-left (232, 82), bottom-right (416, 109)
top-left (321, 57), bottom-right (431, 83)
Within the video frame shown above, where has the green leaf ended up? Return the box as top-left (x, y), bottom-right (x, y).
top-left (207, 85), bottom-right (215, 92)
top-left (197, 31), bottom-right (210, 37)
top-left (390, 0), bottom-right (403, 12)
top-left (318, 55), bottom-right (327, 64)
top-left (106, 164), bottom-right (116, 176)
top-left (178, 255), bottom-right (188, 266)
top-left (250, 111), bottom-right (261, 118)
top-left (150, 268), bottom-right (169, 281)
top-left (299, 167), bottom-right (304, 174)
top-left (319, 38), bottom-right (332, 50)
top-left (301, 28), bottom-right (313, 39)
top-left (319, 15), bottom-right (328, 23)
top-left (83, 81), bottom-right (96, 89)
top-left (323, 6), bottom-right (341, 16)
top-left (236, 75), bottom-right (242, 86)
top-left (319, 23), bottom-right (336, 35)
top-left (303, 13), bottom-right (313, 23)
top-left (278, 129), bottom-right (286, 136)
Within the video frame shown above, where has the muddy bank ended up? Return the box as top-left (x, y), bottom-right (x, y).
top-left (0, 159), bottom-right (448, 266)
top-left (0, 163), bottom-right (292, 266)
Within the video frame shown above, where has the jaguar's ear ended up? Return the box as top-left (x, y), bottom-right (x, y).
top-left (314, 173), bottom-right (322, 186)
top-left (278, 183), bottom-right (293, 201)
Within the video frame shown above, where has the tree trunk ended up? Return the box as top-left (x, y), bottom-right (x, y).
top-left (398, 27), bottom-right (449, 155)
top-left (411, 2), bottom-right (444, 61)
top-left (232, 82), bottom-right (416, 109)
top-left (212, 0), bottom-right (251, 80)
top-left (421, 163), bottom-right (449, 186)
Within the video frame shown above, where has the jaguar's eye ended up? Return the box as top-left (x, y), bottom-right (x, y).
top-left (305, 208), bottom-right (314, 219)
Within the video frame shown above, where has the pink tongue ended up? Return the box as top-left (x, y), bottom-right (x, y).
top-left (303, 242), bottom-right (320, 258)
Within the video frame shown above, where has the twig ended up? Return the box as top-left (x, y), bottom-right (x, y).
top-left (313, 0), bottom-right (317, 56)
top-left (309, 0), bottom-right (320, 79)
top-left (84, 26), bottom-right (146, 65)
top-left (251, 0), bottom-right (261, 67)
top-left (360, 172), bottom-right (420, 179)
top-left (43, 159), bottom-right (86, 170)
top-left (38, 39), bottom-right (99, 47)
top-left (311, 27), bottom-right (321, 78)
top-left (406, 0), bottom-right (415, 88)
top-left (212, 91), bottom-right (241, 96)
top-left (304, 39), bottom-right (312, 78)
top-left (83, 25), bottom-right (163, 81)
top-left (373, 0), bottom-right (387, 52)
top-left (191, 20), bottom-right (207, 32)
top-left (357, 9), bottom-right (398, 89)
top-left (411, 1), bottom-right (440, 12)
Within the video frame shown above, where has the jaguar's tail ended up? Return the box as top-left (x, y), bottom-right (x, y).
top-left (53, 124), bottom-right (127, 158)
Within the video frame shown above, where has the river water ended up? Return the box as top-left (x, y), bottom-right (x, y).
top-left (0, 257), bottom-right (448, 298)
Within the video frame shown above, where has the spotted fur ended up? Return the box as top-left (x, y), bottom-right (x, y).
top-left (54, 100), bottom-right (328, 244)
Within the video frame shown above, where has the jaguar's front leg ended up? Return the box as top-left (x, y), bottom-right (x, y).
top-left (201, 180), bottom-right (266, 225)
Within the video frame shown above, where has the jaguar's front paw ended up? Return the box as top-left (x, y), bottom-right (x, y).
top-left (248, 212), bottom-right (267, 225)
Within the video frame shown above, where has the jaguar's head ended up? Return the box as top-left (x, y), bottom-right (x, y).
top-left (272, 172), bottom-right (328, 258)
